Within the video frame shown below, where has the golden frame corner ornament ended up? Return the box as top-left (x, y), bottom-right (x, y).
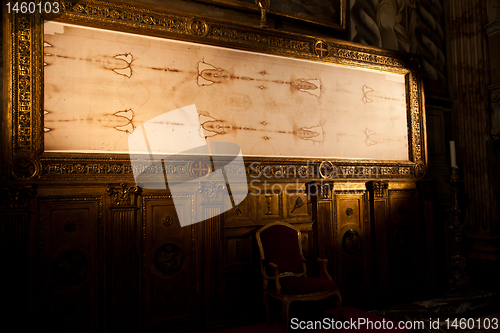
top-left (5, 0), bottom-right (427, 183)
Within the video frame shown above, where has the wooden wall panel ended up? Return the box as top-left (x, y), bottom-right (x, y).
top-left (0, 211), bottom-right (32, 326)
top-left (387, 190), bottom-right (421, 292)
top-left (333, 188), bottom-right (372, 297)
top-left (36, 197), bottom-right (104, 332)
top-left (142, 195), bottom-right (200, 331)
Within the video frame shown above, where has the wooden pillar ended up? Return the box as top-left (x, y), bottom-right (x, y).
top-left (448, 0), bottom-right (500, 261)
top-left (307, 181), bottom-right (334, 274)
top-left (106, 184), bottom-right (141, 331)
top-left (366, 181), bottom-right (389, 296)
top-left (200, 184), bottom-right (224, 327)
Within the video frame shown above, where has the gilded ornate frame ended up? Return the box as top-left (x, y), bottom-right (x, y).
top-left (4, 0), bottom-right (427, 183)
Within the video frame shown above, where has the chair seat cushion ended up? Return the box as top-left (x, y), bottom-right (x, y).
top-left (273, 277), bottom-right (338, 295)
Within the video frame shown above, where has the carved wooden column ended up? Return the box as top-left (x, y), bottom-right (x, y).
top-left (485, 0), bottom-right (500, 260)
top-left (200, 183), bottom-right (224, 327)
top-left (366, 180), bottom-right (389, 295)
top-left (0, 185), bottom-right (36, 326)
top-left (449, 0), bottom-right (500, 262)
top-left (307, 182), bottom-right (334, 274)
top-left (106, 184), bottom-right (141, 331)
top-left (486, 0), bottom-right (500, 145)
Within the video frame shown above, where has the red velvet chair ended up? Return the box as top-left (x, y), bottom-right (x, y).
top-left (256, 222), bottom-right (342, 332)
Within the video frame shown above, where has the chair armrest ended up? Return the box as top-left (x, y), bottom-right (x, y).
top-left (261, 260), bottom-right (282, 294)
top-left (303, 255), bottom-right (327, 263)
top-left (302, 256), bottom-right (333, 281)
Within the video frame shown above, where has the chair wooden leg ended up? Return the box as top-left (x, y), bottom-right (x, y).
top-left (264, 293), bottom-right (272, 327)
top-left (282, 300), bottom-right (291, 333)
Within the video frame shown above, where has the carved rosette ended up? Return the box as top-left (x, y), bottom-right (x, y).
top-left (53, 250), bottom-right (89, 286)
top-left (154, 243), bottom-right (184, 274)
top-left (314, 40), bottom-right (329, 57)
top-left (409, 58), bottom-right (420, 73)
top-left (107, 183), bottom-right (141, 207)
top-left (188, 18), bottom-right (209, 37)
top-left (414, 160), bottom-right (426, 178)
top-left (11, 157), bottom-right (39, 180)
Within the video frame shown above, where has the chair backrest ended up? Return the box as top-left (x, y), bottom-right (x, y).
top-left (256, 222), bottom-right (306, 277)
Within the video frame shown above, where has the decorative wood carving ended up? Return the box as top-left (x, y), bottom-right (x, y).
top-left (257, 191), bottom-right (283, 220)
top-left (107, 183), bottom-right (141, 207)
top-left (0, 184), bottom-right (36, 210)
top-left (367, 180), bottom-right (389, 198)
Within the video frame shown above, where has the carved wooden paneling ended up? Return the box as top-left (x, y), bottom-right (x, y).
top-left (36, 197), bottom-right (104, 331)
top-left (142, 195), bottom-right (200, 330)
top-left (11, 176), bottom-right (429, 333)
top-left (333, 189), bottom-right (372, 296)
